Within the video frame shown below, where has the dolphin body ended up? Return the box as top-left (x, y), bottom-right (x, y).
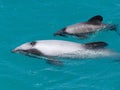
top-left (54, 15), bottom-right (118, 38)
top-left (12, 40), bottom-right (119, 65)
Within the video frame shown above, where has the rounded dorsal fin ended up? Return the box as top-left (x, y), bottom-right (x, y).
top-left (87, 15), bottom-right (103, 25)
top-left (85, 41), bottom-right (108, 49)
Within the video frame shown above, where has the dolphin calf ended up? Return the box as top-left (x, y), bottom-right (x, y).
top-left (54, 15), bottom-right (118, 39)
top-left (12, 40), bottom-right (119, 65)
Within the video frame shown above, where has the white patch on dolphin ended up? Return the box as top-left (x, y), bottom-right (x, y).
top-left (12, 40), bottom-right (119, 65)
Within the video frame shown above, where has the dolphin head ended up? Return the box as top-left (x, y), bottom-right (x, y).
top-left (12, 41), bottom-right (43, 56)
top-left (54, 28), bottom-right (67, 37)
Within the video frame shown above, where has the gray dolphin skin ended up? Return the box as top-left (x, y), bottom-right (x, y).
top-left (54, 15), bottom-right (118, 38)
top-left (12, 40), bottom-right (119, 65)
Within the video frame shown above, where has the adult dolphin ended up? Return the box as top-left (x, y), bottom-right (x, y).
top-left (12, 40), bottom-right (119, 65)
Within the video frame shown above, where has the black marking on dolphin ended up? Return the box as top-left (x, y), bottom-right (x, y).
top-left (13, 48), bottom-right (63, 66)
top-left (23, 49), bottom-right (43, 56)
top-left (30, 41), bottom-right (36, 46)
top-left (21, 49), bottom-right (63, 65)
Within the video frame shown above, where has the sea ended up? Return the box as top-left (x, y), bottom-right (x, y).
top-left (0, 0), bottom-right (120, 90)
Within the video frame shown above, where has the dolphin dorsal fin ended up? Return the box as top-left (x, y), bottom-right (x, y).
top-left (87, 15), bottom-right (103, 25)
top-left (85, 41), bottom-right (108, 49)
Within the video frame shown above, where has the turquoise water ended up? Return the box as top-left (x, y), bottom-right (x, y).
top-left (1, 0), bottom-right (120, 90)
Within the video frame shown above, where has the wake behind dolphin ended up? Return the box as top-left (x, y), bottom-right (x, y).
top-left (54, 15), bottom-right (119, 39)
top-left (12, 40), bottom-right (120, 65)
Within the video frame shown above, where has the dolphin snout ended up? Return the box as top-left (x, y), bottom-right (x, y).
top-left (12, 49), bottom-right (20, 53)
top-left (12, 49), bottom-right (16, 53)
top-left (54, 30), bottom-right (64, 36)
top-left (54, 28), bottom-right (67, 37)
top-left (12, 46), bottom-right (23, 53)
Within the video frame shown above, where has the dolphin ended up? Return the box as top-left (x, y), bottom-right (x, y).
top-left (54, 15), bottom-right (118, 39)
top-left (12, 40), bottom-right (119, 65)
